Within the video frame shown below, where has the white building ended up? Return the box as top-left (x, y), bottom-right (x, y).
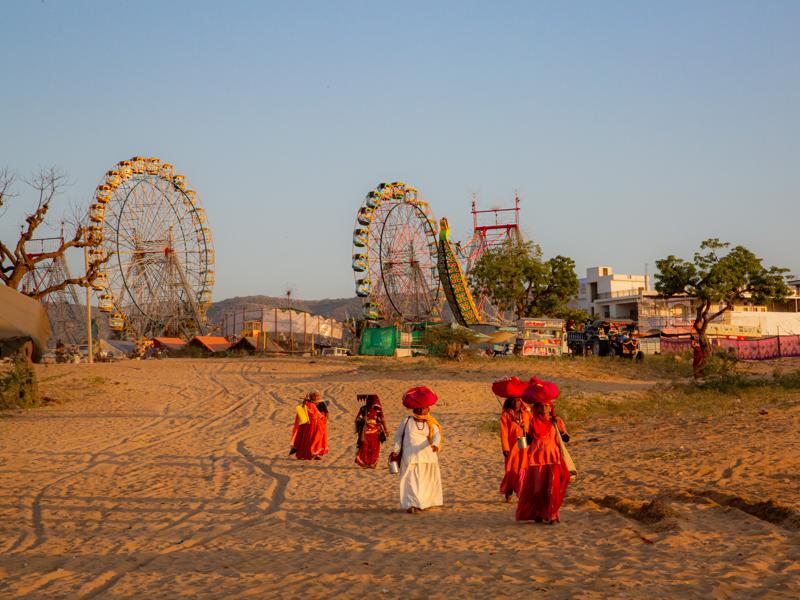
top-left (576, 266), bottom-right (654, 319)
top-left (576, 269), bottom-right (800, 336)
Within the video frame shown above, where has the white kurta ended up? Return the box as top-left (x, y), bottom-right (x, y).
top-left (392, 416), bottom-right (443, 510)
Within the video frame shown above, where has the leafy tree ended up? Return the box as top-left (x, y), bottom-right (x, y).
top-left (552, 306), bottom-right (591, 326)
top-left (655, 239), bottom-right (790, 377)
top-left (469, 240), bottom-right (579, 319)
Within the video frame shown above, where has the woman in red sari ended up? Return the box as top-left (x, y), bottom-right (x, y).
top-left (355, 394), bottom-right (388, 468)
top-left (516, 379), bottom-right (571, 523)
top-left (499, 395), bottom-right (531, 501)
top-left (290, 391), bottom-right (329, 460)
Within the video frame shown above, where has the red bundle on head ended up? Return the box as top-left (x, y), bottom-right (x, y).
top-left (402, 386), bottom-right (438, 409)
top-left (522, 377), bottom-right (560, 405)
top-left (491, 376), bottom-right (528, 398)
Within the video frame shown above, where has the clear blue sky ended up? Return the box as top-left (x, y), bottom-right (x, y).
top-left (2, 1), bottom-right (798, 300)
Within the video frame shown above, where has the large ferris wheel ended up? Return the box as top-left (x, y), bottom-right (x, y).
top-left (352, 182), bottom-right (441, 322)
top-left (86, 156), bottom-right (215, 338)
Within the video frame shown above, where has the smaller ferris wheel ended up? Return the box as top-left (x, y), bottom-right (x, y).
top-left (352, 182), bottom-right (441, 323)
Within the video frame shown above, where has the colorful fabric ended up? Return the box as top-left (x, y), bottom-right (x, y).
top-left (499, 407), bottom-right (531, 497)
top-left (661, 335), bottom-right (800, 360)
top-left (516, 414), bottom-right (570, 521)
top-left (492, 376), bottom-right (528, 398)
top-left (402, 386), bottom-right (438, 409)
top-left (527, 416), bottom-right (567, 466)
top-left (291, 400), bottom-right (329, 460)
top-left (355, 401), bottom-right (388, 468)
top-left (516, 463), bottom-right (571, 522)
top-left (522, 378), bottom-right (560, 405)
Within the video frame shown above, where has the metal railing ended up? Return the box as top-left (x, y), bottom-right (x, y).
top-left (595, 287), bottom-right (645, 300)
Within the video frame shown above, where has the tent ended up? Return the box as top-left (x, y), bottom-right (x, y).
top-left (106, 339), bottom-right (136, 356)
top-left (230, 335), bottom-right (285, 353)
top-left (0, 285), bottom-right (52, 362)
top-left (189, 336), bottom-right (231, 353)
top-left (152, 337), bottom-right (187, 352)
top-left (230, 336), bottom-right (258, 354)
top-left (95, 339), bottom-right (128, 359)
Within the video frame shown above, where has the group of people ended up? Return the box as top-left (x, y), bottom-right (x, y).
top-left (288, 376), bottom-right (573, 522)
top-left (496, 376), bottom-right (573, 523)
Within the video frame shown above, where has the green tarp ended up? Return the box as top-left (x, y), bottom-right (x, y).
top-left (359, 327), bottom-right (397, 356)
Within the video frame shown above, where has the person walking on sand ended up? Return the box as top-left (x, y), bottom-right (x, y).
top-left (516, 379), bottom-right (571, 524)
top-left (389, 386), bottom-right (444, 514)
top-left (355, 394), bottom-right (389, 468)
top-left (499, 395), bottom-right (532, 502)
top-left (290, 391), bottom-right (329, 460)
top-left (492, 376), bottom-right (532, 502)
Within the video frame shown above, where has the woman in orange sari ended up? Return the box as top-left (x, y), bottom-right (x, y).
top-left (355, 394), bottom-right (388, 468)
top-left (290, 391), bottom-right (330, 460)
top-left (516, 379), bottom-right (571, 523)
top-left (499, 395), bottom-right (531, 501)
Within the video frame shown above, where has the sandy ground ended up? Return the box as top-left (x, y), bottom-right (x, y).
top-left (0, 357), bottom-right (798, 599)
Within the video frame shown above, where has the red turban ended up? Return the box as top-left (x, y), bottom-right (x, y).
top-left (402, 386), bottom-right (438, 409)
top-left (522, 377), bottom-right (560, 405)
top-left (491, 376), bottom-right (528, 398)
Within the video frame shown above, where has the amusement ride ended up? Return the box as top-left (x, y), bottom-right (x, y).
top-left (85, 156), bottom-right (215, 338)
top-left (351, 182), bottom-right (441, 323)
top-left (19, 230), bottom-right (86, 344)
top-left (352, 183), bottom-right (521, 326)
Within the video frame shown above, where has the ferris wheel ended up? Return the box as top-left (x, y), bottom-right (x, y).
top-left (85, 156), bottom-right (215, 338)
top-left (352, 182), bottom-right (441, 322)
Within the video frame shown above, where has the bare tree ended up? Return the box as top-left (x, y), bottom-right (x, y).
top-left (0, 167), bottom-right (111, 298)
top-left (0, 167), bottom-right (17, 218)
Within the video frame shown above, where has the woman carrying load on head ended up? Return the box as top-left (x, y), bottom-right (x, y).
top-left (355, 394), bottom-right (389, 468)
top-left (516, 378), bottom-right (572, 523)
top-left (389, 386), bottom-right (444, 514)
top-left (290, 390), bottom-right (330, 460)
top-left (494, 376), bottom-right (532, 502)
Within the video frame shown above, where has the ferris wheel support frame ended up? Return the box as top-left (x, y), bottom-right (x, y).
top-left (169, 249), bottom-right (207, 336)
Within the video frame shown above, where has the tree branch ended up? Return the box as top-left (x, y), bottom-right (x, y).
top-left (27, 253), bottom-right (113, 300)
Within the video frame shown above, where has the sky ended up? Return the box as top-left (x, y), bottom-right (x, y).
top-left (1, 0), bottom-right (798, 301)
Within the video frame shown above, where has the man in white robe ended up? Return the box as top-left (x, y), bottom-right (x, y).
top-left (391, 408), bottom-right (443, 513)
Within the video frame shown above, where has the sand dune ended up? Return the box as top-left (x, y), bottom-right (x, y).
top-left (0, 357), bottom-right (798, 599)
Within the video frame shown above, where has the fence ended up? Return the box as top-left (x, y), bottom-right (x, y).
top-left (219, 308), bottom-right (344, 349)
top-left (660, 335), bottom-right (800, 360)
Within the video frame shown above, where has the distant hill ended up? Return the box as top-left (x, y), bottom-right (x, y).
top-left (207, 295), bottom-right (363, 324)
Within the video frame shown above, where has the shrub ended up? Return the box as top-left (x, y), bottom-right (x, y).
top-left (421, 326), bottom-right (481, 361)
top-left (0, 357), bottom-right (40, 409)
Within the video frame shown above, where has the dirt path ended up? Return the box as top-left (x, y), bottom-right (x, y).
top-left (0, 358), bottom-right (798, 598)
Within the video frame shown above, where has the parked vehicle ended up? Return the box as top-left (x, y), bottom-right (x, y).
top-left (567, 319), bottom-right (642, 359)
top-left (321, 346), bottom-right (351, 357)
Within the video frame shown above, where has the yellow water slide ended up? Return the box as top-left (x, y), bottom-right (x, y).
top-left (436, 218), bottom-right (482, 326)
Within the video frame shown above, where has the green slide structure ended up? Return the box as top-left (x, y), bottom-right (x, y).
top-left (436, 218), bottom-right (482, 326)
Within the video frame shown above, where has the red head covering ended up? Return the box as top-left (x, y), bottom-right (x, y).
top-left (364, 394), bottom-right (382, 409)
top-left (491, 376), bottom-right (528, 399)
top-left (522, 377), bottom-right (560, 405)
top-left (402, 386), bottom-right (438, 409)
